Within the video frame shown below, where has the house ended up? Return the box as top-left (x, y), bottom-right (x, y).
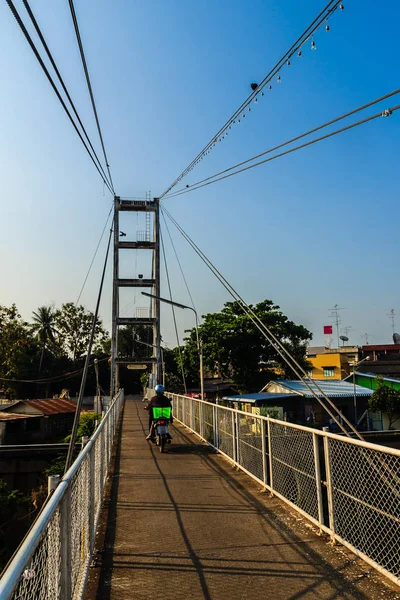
top-left (307, 351), bottom-right (350, 380)
top-left (188, 378), bottom-right (236, 402)
top-left (1, 398), bottom-right (77, 443)
top-left (223, 392), bottom-right (289, 418)
top-left (0, 413), bottom-right (42, 445)
top-left (343, 372), bottom-right (400, 430)
top-left (307, 345), bottom-right (361, 367)
top-left (261, 379), bottom-right (373, 425)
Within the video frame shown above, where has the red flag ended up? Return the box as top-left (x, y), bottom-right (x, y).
top-left (324, 325), bottom-right (333, 334)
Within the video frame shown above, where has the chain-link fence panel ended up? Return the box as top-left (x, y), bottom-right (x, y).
top-left (269, 421), bottom-right (319, 521)
top-left (203, 402), bottom-right (215, 445)
top-left (216, 407), bottom-right (234, 460)
top-left (237, 413), bottom-right (264, 483)
top-left (328, 438), bottom-right (400, 580)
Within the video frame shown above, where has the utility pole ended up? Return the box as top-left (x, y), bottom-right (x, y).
top-left (328, 304), bottom-right (344, 349)
top-left (387, 308), bottom-right (396, 337)
top-left (111, 196), bottom-right (161, 398)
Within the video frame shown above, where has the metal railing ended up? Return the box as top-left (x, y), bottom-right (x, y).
top-left (0, 389), bottom-right (124, 600)
top-left (168, 393), bottom-right (400, 588)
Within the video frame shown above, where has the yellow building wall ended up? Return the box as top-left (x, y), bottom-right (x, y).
top-left (309, 353), bottom-right (349, 380)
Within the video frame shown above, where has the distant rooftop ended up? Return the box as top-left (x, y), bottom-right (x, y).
top-left (264, 379), bottom-right (373, 399)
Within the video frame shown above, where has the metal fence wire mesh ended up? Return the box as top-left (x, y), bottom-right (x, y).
top-left (269, 421), bottom-right (320, 521)
top-left (1, 389), bottom-right (125, 600)
top-left (328, 438), bottom-right (400, 578)
top-left (237, 413), bottom-right (263, 483)
top-left (216, 407), bottom-right (234, 460)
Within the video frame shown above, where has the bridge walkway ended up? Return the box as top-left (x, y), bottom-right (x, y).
top-left (85, 398), bottom-right (400, 600)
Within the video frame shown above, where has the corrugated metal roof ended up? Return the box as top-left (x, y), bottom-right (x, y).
top-left (0, 412), bottom-right (40, 421)
top-left (5, 398), bottom-right (77, 415)
top-left (344, 372), bottom-right (400, 384)
top-left (223, 393), bottom-right (292, 403)
top-left (267, 380), bottom-right (374, 399)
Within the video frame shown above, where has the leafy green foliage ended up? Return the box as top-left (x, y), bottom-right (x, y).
top-left (0, 478), bottom-right (29, 569)
top-left (31, 305), bottom-right (57, 373)
top-left (0, 305), bottom-right (38, 398)
top-left (369, 376), bottom-right (400, 430)
top-left (64, 412), bottom-right (101, 442)
top-left (54, 303), bottom-right (107, 363)
top-left (180, 299), bottom-right (312, 392)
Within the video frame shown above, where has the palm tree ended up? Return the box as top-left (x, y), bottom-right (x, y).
top-left (31, 306), bottom-right (57, 373)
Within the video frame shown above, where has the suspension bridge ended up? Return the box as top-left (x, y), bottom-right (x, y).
top-left (1, 0), bottom-right (400, 598)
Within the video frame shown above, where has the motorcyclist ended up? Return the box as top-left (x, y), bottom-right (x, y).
top-left (145, 384), bottom-right (173, 441)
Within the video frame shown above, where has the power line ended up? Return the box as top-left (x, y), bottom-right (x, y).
top-left (75, 204), bottom-right (113, 305)
top-left (0, 357), bottom-right (109, 384)
top-left (163, 99), bottom-right (400, 200)
top-left (160, 228), bottom-right (187, 394)
top-left (166, 88), bottom-right (400, 198)
top-left (161, 205), bottom-right (364, 440)
top-left (159, 0), bottom-right (344, 198)
top-left (21, 0), bottom-right (113, 192)
top-left (5, 0), bottom-right (114, 194)
top-left (68, 0), bottom-right (115, 194)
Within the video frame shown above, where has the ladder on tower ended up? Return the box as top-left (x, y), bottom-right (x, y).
top-left (145, 191), bottom-right (151, 242)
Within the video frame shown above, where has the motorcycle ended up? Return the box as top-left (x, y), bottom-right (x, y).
top-left (151, 407), bottom-right (172, 453)
top-left (153, 416), bottom-right (171, 453)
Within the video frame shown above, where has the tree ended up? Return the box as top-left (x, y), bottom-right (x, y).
top-left (31, 305), bottom-right (57, 373)
top-left (54, 303), bottom-right (107, 364)
top-left (369, 376), bottom-right (400, 430)
top-left (180, 299), bottom-right (312, 392)
top-left (0, 305), bottom-right (38, 398)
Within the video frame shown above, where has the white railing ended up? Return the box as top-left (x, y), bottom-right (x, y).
top-left (167, 393), bottom-right (400, 588)
top-left (0, 389), bottom-right (125, 600)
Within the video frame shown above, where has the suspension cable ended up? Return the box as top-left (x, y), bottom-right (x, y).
top-left (160, 228), bottom-right (187, 394)
top-left (165, 89), bottom-right (400, 199)
top-left (75, 203), bottom-right (113, 305)
top-left (0, 357), bottom-right (109, 384)
top-left (5, 0), bottom-right (114, 194)
top-left (67, 0), bottom-right (115, 194)
top-left (161, 211), bottom-right (197, 312)
top-left (164, 98), bottom-right (400, 200)
top-left (159, 0), bottom-right (343, 198)
top-left (22, 0), bottom-right (113, 191)
top-left (161, 205), bottom-right (365, 440)
top-left (65, 227), bottom-right (113, 472)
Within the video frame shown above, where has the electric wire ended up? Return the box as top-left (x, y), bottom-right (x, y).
top-left (165, 89), bottom-right (400, 198)
top-left (160, 228), bottom-right (187, 394)
top-left (161, 210), bottom-right (197, 312)
top-left (22, 0), bottom-right (113, 191)
top-left (0, 357), bottom-right (109, 384)
top-left (5, 0), bottom-right (114, 194)
top-left (159, 0), bottom-right (343, 198)
top-left (161, 205), bottom-right (364, 440)
top-left (68, 0), bottom-right (115, 194)
top-left (65, 226), bottom-right (113, 472)
top-left (164, 102), bottom-right (400, 200)
top-left (75, 203), bottom-right (113, 305)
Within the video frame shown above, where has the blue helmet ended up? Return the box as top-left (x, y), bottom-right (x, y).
top-left (155, 384), bottom-right (165, 394)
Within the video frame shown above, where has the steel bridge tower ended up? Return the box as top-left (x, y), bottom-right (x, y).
top-left (111, 196), bottom-right (161, 396)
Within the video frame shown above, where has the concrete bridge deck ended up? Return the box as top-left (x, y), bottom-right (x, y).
top-left (85, 398), bottom-right (400, 600)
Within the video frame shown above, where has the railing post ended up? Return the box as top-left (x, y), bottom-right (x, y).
top-left (183, 396), bottom-right (186, 426)
top-left (200, 401), bottom-right (204, 440)
top-left (213, 404), bottom-right (217, 448)
top-left (89, 443), bottom-right (96, 554)
top-left (267, 420), bottom-right (274, 493)
top-left (323, 427), bottom-right (336, 542)
top-left (232, 411), bottom-right (237, 463)
top-left (235, 411), bottom-right (240, 466)
top-left (191, 399), bottom-right (195, 431)
top-left (313, 432), bottom-right (324, 532)
top-left (261, 419), bottom-right (267, 487)
top-left (60, 487), bottom-right (72, 600)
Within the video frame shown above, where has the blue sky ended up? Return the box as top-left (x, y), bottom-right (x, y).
top-left (1, 0), bottom-right (399, 348)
